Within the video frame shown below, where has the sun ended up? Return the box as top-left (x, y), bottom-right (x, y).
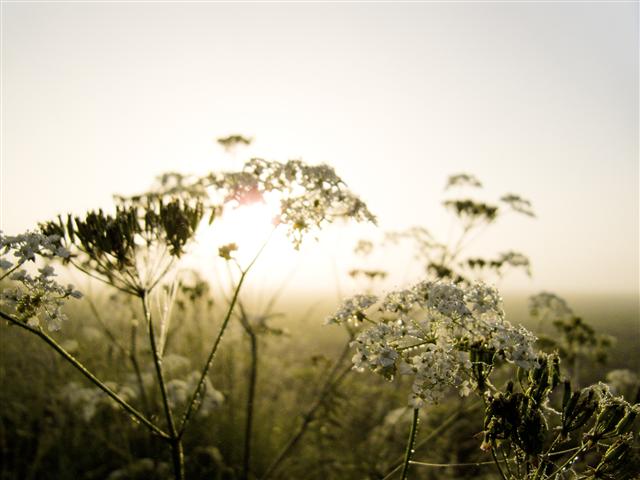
top-left (193, 195), bottom-right (294, 269)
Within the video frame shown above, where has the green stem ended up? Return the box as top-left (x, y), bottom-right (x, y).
top-left (491, 445), bottom-right (509, 480)
top-left (499, 446), bottom-right (514, 479)
top-left (0, 310), bottom-right (168, 440)
top-left (382, 400), bottom-right (482, 478)
top-left (141, 293), bottom-right (184, 480)
top-left (85, 294), bottom-right (152, 417)
top-left (401, 409), bottom-right (420, 480)
top-left (547, 444), bottom-right (589, 479)
top-left (0, 260), bottom-right (26, 281)
top-left (532, 433), bottom-right (563, 480)
top-left (178, 232), bottom-right (272, 437)
top-left (261, 338), bottom-right (354, 480)
top-left (130, 320), bottom-right (153, 418)
top-left (68, 258), bottom-right (137, 296)
top-left (239, 305), bottom-right (258, 480)
top-left (177, 268), bottom-right (247, 437)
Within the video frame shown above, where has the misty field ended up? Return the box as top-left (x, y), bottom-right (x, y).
top-left (1, 152), bottom-right (638, 480)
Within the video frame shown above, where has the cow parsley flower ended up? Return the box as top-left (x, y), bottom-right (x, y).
top-left (464, 282), bottom-right (503, 317)
top-left (331, 279), bottom-right (540, 408)
top-left (529, 291), bottom-right (573, 321)
top-left (326, 294), bottom-right (378, 325)
top-left (147, 159), bottom-right (376, 249)
top-left (426, 282), bottom-right (470, 318)
top-left (1, 230), bottom-right (82, 330)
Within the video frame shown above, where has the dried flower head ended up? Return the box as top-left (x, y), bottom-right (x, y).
top-left (445, 173), bottom-right (482, 190)
top-left (133, 159), bottom-right (375, 249)
top-left (40, 198), bottom-right (204, 295)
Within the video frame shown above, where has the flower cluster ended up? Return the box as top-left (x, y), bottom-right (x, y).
top-left (0, 231), bottom-right (70, 264)
top-left (480, 358), bottom-right (639, 478)
top-left (60, 381), bottom-right (137, 422)
top-left (325, 294), bottom-right (378, 325)
top-left (166, 371), bottom-right (224, 416)
top-left (445, 173), bottom-right (482, 190)
top-left (529, 291), bottom-right (574, 321)
top-left (329, 280), bottom-right (540, 408)
top-left (239, 159), bottom-right (376, 247)
top-left (145, 159), bottom-right (376, 249)
top-left (40, 199), bottom-right (204, 294)
top-left (1, 231), bottom-right (81, 330)
top-left (500, 193), bottom-right (535, 217)
top-left (530, 291), bottom-right (614, 368)
top-left (465, 251), bottom-right (532, 278)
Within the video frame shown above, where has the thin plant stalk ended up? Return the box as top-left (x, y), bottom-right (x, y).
top-left (141, 292), bottom-right (184, 480)
top-left (177, 266), bottom-right (248, 437)
top-left (235, 266), bottom-right (297, 480)
top-left (261, 340), bottom-right (354, 480)
top-left (178, 231), bottom-right (273, 437)
top-left (85, 294), bottom-right (153, 417)
top-left (401, 409), bottom-right (420, 480)
top-left (238, 304), bottom-right (258, 480)
top-left (129, 319), bottom-right (153, 417)
top-left (0, 310), bottom-right (168, 440)
top-left (490, 445), bottom-right (510, 480)
top-left (381, 400), bottom-right (482, 479)
top-left (546, 444), bottom-right (589, 479)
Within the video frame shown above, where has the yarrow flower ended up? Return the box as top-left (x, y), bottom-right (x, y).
top-left (330, 280), bottom-right (540, 407)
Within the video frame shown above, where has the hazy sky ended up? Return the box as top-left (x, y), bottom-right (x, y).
top-left (1, 2), bottom-right (638, 297)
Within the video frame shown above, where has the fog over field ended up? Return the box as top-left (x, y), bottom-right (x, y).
top-left (1, 3), bottom-right (638, 480)
top-left (2, 2), bottom-right (638, 296)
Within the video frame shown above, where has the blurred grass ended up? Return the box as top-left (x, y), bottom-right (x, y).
top-left (0, 288), bottom-right (638, 479)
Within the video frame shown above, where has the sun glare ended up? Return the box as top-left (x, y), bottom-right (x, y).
top-left (193, 195), bottom-right (295, 269)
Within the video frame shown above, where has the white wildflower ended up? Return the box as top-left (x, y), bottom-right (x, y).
top-left (326, 294), bottom-right (378, 325)
top-left (380, 289), bottom-right (417, 314)
top-left (427, 282), bottom-right (470, 318)
top-left (166, 371), bottom-right (224, 416)
top-left (0, 229), bottom-right (82, 330)
top-left (464, 282), bottom-right (503, 317)
top-left (340, 279), bottom-right (543, 408)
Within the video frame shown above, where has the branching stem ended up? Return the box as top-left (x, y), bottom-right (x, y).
top-left (401, 409), bottom-right (420, 480)
top-left (141, 292), bottom-right (184, 480)
top-left (0, 310), bottom-right (168, 440)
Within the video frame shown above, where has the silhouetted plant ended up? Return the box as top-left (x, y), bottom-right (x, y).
top-left (1, 156), bottom-right (374, 480)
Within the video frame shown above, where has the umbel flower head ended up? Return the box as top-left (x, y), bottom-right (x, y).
top-left (143, 158), bottom-right (376, 249)
top-left (40, 198), bottom-right (204, 295)
top-left (0, 231), bottom-right (82, 330)
top-left (328, 280), bottom-right (539, 408)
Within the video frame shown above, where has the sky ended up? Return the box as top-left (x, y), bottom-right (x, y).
top-left (1, 2), bottom-right (638, 299)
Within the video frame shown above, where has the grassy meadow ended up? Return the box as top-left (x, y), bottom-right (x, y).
top-left (1, 159), bottom-right (638, 480)
top-left (1, 285), bottom-right (638, 479)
